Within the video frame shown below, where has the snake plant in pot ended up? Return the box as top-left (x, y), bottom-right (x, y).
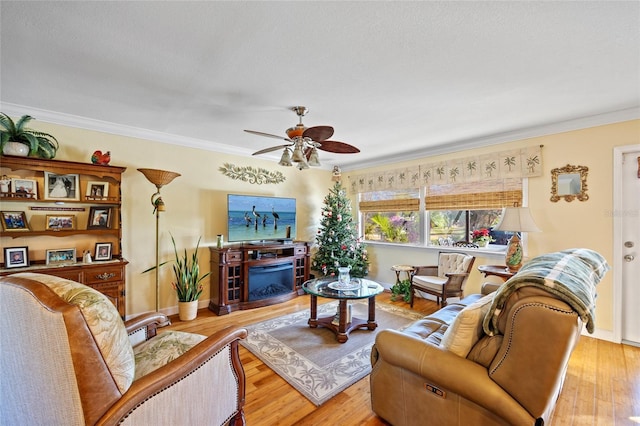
top-left (144, 234), bottom-right (210, 320)
top-left (0, 113), bottom-right (59, 159)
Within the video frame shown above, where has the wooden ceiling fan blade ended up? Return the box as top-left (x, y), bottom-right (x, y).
top-left (317, 140), bottom-right (360, 154)
top-left (303, 125), bottom-right (334, 142)
top-left (252, 144), bottom-right (291, 156)
top-left (244, 129), bottom-right (292, 142)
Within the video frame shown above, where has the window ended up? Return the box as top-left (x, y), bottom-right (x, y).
top-left (359, 179), bottom-right (523, 247)
top-left (360, 189), bottom-right (421, 244)
top-left (425, 179), bottom-right (521, 246)
top-left (428, 209), bottom-right (504, 246)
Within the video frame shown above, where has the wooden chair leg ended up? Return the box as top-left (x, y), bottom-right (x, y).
top-left (409, 284), bottom-right (415, 308)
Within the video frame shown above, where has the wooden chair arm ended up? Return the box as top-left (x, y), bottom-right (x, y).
top-left (125, 312), bottom-right (171, 342)
top-left (411, 265), bottom-right (438, 277)
top-left (442, 272), bottom-right (470, 290)
top-left (98, 325), bottom-right (248, 425)
top-left (443, 272), bottom-right (470, 279)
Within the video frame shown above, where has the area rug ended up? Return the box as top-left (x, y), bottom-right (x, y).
top-left (240, 301), bottom-right (424, 406)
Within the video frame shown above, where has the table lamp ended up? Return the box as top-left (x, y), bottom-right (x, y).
top-left (493, 204), bottom-right (541, 272)
top-left (138, 168), bottom-right (181, 311)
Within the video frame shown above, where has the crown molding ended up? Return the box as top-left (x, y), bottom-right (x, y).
top-left (2, 102), bottom-right (637, 172)
top-left (0, 102), bottom-right (255, 158)
top-left (339, 107), bottom-right (640, 171)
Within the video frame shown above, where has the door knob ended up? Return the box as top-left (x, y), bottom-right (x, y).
top-left (624, 254), bottom-right (635, 262)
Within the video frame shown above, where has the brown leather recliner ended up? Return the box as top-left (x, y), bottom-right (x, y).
top-left (0, 272), bottom-right (247, 426)
top-left (370, 249), bottom-right (609, 426)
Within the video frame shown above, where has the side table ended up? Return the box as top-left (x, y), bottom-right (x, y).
top-left (391, 264), bottom-right (415, 285)
top-left (477, 264), bottom-right (515, 282)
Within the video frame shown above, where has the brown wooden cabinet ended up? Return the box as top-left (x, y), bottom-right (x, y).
top-left (0, 156), bottom-right (128, 317)
top-left (209, 241), bottom-right (310, 315)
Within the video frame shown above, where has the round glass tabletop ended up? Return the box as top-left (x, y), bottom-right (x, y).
top-left (302, 277), bottom-right (384, 300)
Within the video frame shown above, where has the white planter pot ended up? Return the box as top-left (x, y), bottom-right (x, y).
top-left (178, 301), bottom-right (199, 321)
top-left (2, 142), bottom-right (29, 157)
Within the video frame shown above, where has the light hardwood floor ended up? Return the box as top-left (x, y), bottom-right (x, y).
top-left (165, 293), bottom-right (640, 426)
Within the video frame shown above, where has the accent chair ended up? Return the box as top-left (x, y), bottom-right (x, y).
top-left (0, 272), bottom-right (247, 426)
top-left (410, 252), bottom-right (475, 307)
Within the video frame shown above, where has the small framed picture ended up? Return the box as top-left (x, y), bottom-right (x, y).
top-left (86, 181), bottom-right (109, 200)
top-left (95, 242), bottom-right (113, 261)
top-left (87, 207), bottom-right (112, 229)
top-left (45, 248), bottom-right (77, 265)
top-left (10, 178), bottom-right (38, 199)
top-left (1, 211), bottom-right (30, 231)
top-left (45, 214), bottom-right (76, 230)
top-left (0, 175), bottom-right (10, 194)
top-left (44, 172), bottom-right (80, 201)
top-left (4, 246), bottom-right (29, 269)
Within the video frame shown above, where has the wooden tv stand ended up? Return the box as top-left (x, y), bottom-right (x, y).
top-left (208, 241), bottom-right (310, 315)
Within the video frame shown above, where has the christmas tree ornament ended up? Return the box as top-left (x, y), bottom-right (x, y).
top-left (311, 181), bottom-right (369, 278)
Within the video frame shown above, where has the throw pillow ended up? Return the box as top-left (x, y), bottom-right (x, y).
top-left (18, 272), bottom-right (135, 393)
top-left (440, 293), bottom-right (494, 358)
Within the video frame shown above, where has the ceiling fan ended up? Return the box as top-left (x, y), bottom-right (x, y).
top-left (245, 106), bottom-right (360, 170)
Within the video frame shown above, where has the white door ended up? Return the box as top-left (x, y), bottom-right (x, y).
top-left (619, 149), bottom-right (640, 345)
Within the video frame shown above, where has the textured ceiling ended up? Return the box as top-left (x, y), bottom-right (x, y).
top-left (1, 1), bottom-right (639, 170)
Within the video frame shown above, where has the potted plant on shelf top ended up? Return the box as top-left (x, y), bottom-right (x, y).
top-left (0, 113), bottom-right (59, 159)
top-left (471, 228), bottom-right (495, 247)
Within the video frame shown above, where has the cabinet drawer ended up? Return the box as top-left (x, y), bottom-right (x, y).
top-left (84, 266), bottom-right (124, 284)
top-left (226, 251), bottom-right (242, 262)
top-left (46, 269), bottom-right (84, 283)
top-left (294, 246), bottom-right (307, 255)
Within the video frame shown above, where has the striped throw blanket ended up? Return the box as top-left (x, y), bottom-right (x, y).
top-left (483, 248), bottom-right (610, 335)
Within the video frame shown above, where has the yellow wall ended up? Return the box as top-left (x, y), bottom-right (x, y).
top-left (3, 119), bottom-right (638, 335)
top-left (345, 119), bottom-right (640, 334)
top-left (2, 122), bottom-right (332, 315)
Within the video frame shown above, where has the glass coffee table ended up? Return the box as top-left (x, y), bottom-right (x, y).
top-left (302, 277), bottom-right (384, 343)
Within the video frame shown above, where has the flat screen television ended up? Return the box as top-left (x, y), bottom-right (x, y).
top-left (227, 194), bottom-right (297, 243)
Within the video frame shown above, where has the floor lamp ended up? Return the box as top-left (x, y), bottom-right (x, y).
top-left (493, 204), bottom-right (541, 272)
top-left (138, 168), bottom-right (181, 312)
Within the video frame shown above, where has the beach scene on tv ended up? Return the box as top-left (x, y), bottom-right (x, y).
top-left (227, 195), bottom-right (297, 242)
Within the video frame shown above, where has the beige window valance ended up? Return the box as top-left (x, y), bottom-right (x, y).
top-left (349, 146), bottom-right (542, 194)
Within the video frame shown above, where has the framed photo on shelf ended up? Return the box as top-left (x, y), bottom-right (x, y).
top-left (44, 172), bottom-right (80, 201)
top-left (45, 248), bottom-right (76, 265)
top-left (1, 211), bottom-right (30, 231)
top-left (45, 214), bottom-right (76, 230)
top-left (4, 246), bottom-right (29, 269)
top-left (87, 207), bottom-right (113, 229)
top-left (95, 242), bottom-right (113, 261)
top-left (10, 178), bottom-right (38, 199)
top-left (86, 181), bottom-right (109, 200)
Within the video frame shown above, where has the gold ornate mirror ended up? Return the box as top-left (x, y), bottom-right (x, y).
top-left (550, 164), bottom-right (589, 202)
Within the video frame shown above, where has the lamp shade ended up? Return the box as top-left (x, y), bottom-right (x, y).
top-left (278, 148), bottom-right (293, 166)
top-left (308, 148), bottom-right (321, 167)
top-left (493, 207), bottom-right (541, 233)
top-left (138, 168), bottom-right (181, 188)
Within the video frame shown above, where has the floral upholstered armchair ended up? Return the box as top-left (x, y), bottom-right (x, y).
top-left (0, 272), bottom-right (247, 426)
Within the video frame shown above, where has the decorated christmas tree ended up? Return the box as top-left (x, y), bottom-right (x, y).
top-left (312, 181), bottom-right (369, 278)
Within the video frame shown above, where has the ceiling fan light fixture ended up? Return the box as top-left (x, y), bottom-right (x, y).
top-left (286, 124), bottom-right (306, 139)
top-left (308, 147), bottom-right (321, 166)
top-left (278, 148), bottom-right (293, 166)
top-left (291, 143), bottom-right (306, 162)
top-left (246, 106), bottom-right (360, 171)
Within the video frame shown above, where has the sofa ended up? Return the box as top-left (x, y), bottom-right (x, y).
top-left (0, 272), bottom-right (247, 426)
top-left (370, 249), bottom-right (609, 426)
